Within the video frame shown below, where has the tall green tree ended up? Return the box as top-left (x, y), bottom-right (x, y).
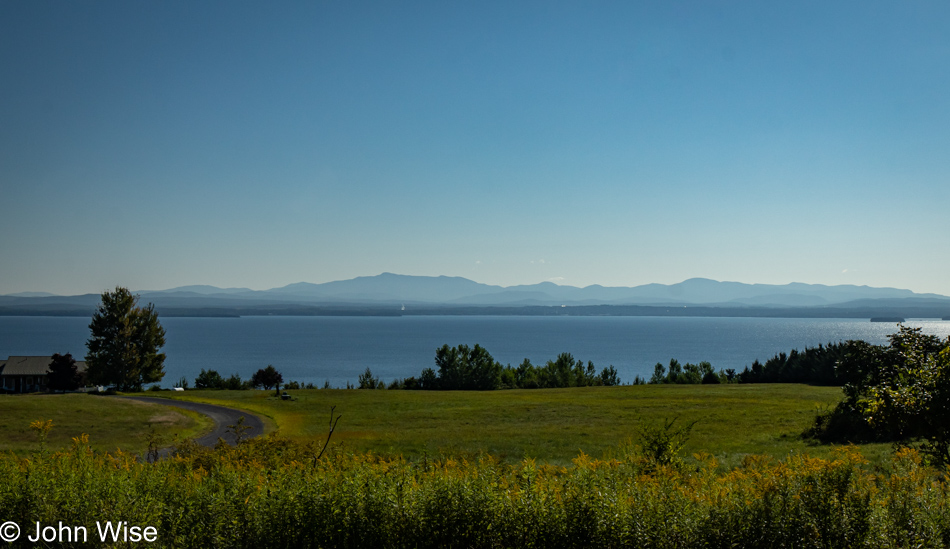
top-left (85, 287), bottom-right (166, 391)
top-left (540, 353), bottom-right (580, 388)
top-left (47, 353), bottom-right (82, 392)
top-left (433, 344), bottom-right (502, 390)
top-left (358, 367), bottom-right (380, 389)
top-left (194, 369), bottom-right (225, 389)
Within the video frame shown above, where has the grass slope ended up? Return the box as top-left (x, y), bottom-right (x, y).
top-left (0, 393), bottom-right (212, 455)
top-left (160, 384), bottom-right (883, 466)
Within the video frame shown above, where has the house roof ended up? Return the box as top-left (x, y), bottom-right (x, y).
top-left (0, 356), bottom-right (87, 376)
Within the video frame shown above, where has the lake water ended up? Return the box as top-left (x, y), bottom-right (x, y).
top-left (2, 316), bottom-right (949, 388)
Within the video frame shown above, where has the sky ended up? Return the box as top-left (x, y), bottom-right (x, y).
top-left (2, 1), bottom-right (949, 296)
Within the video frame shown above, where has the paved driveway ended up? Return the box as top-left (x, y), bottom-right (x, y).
top-left (125, 396), bottom-right (265, 449)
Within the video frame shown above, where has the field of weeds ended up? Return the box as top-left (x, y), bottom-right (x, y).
top-left (1, 432), bottom-right (948, 548)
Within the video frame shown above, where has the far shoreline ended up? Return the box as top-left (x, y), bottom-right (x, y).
top-left (4, 302), bottom-right (950, 320)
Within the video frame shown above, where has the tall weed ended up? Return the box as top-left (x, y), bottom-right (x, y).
top-left (1, 432), bottom-right (949, 548)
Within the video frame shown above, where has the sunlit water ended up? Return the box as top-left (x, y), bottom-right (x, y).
top-left (2, 316), bottom-right (949, 388)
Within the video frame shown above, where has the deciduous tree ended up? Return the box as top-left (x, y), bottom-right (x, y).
top-left (433, 344), bottom-right (501, 390)
top-left (252, 365), bottom-right (283, 396)
top-left (814, 325), bottom-right (950, 464)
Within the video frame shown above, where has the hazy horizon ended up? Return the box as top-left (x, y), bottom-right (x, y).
top-left (3, 2), bottom-right (948, 296)
top-left (5, 272), bottom-right (949, 300)
top-left (10, 275), bottom-right (950, 298)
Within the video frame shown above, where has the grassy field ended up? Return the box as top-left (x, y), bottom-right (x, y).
top-left (10, 385), bottom-right (944, 547)
top-left (155, 384), bottom-right (888, 466)
top-left (0, 393), bottom-right (212, 454)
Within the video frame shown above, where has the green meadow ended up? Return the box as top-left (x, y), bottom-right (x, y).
top-left (4, 385), bottom-right (895, 466)
top-left (5, 385), bottom-right (942, 547)
top-left (158, 384), bottom-right (888, 466)
top-left (0, 393), bottom-right (211, 455)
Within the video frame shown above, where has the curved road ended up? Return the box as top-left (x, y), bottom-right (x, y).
top-left (125, 396), bottom-right (266, 450)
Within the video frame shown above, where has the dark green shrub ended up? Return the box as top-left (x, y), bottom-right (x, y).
top-left (194, 368), bottom-right (225, 389)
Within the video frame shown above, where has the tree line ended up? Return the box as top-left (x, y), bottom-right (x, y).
top-left (373, 340), bottom-right (856, 390)
top-left (186, 344), bottom-right (624, 392)
top-left (189, 364), bottom-right (292, 395)
top-left (648, 341), bottom-right (851, 385)
top-left (360, 344), bottom-right (622, 391)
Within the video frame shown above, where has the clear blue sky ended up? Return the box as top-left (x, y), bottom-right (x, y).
top-left (2, 1), bottom-right (949, 296)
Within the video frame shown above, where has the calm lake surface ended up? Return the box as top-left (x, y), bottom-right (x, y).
top-left (2, 316), bottom-right (949, 388)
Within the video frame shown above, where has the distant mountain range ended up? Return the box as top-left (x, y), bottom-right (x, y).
top-left (2, 273), bottom-right (950, 318)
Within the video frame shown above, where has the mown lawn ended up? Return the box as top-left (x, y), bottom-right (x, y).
top-left (0, 393), bottom-right (212, 455)
top-left (157, 384), bottom-right (886, 466)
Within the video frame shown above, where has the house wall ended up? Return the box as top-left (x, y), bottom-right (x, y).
top-left (1, 375), bottom-right (47, 393)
